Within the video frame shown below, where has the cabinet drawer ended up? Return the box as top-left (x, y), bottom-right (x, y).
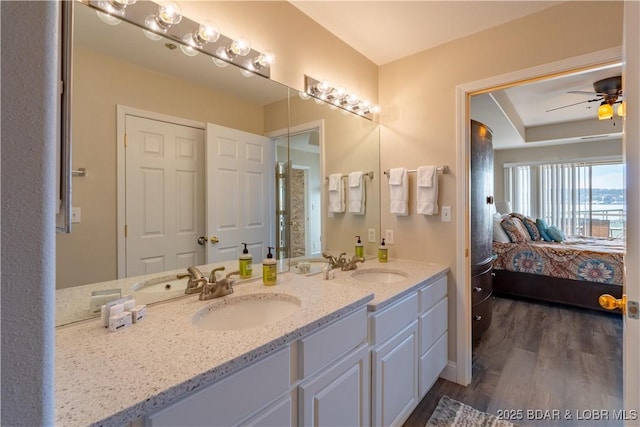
top-left (147, 346), bottom-right (290, 426)
top-left (418, 275), bottom-right (447, 314)
top-left (300, 307), bottom-right (367, 378)
top-left (472, 294), bottom-right (493, 343)
top-left (418, 297), bottom-right (447, 355)
top-left (471, 269), bottom-right (493, 305)
top-left (369, 292), bottom-right (418, 345)
top-left (418, 332), bottom-right (447, 398)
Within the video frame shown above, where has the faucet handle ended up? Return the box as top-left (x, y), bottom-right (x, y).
top-left (208, 266), bottom-right (226, 283)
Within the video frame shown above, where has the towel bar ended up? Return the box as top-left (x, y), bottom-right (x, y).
top-left (325, 171), bottom-right (374, 180)
top-left (383, 166), bottom-right (449, 177)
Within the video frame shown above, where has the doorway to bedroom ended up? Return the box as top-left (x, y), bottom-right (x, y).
top-left (466, 61), bottom-right (625, 417)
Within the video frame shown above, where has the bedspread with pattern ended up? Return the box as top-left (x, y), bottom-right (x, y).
top-left (492, 237), bottom-right (624, 285)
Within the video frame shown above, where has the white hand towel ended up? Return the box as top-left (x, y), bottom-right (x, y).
top-left (348, 171), bottom-right (365, 215)
top-left (389, 168), bottom-right (408, 216)
top-left (328, 173), bottom-right (345, 213)
top-left (417, 166), bottom-right (438, 215)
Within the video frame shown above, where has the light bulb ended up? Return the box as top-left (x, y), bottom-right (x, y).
top-left (346, 93), bottom-right (359, 105)
top-left (212, 55), bottom-right (229, 68)
top-left (253, 50), bottom-right (276, 68)
top-left (110, 0), bottom-right (137, 9)
top-left (240, 69), bottom-right (255, 78)
top-left (179, 35), bottom-right (199, 57)
top-left (195, 21), bottom-right (219, 45)
top-left (143, 28), bottom-right (163, 41)
top-left (96, 11), bottom-right (122, 25)
top-left (298, 91), bottom-right (311, 100)
top-left (371, 105), bottom-right (381, 114)
top-left (157, 1), bottom-right (182, 28)
top-left (230, 37), bottom-right (251, 56)
top-left (598, 103), bottom-right (613, 120)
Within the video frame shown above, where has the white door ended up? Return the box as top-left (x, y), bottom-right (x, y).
top-left (125, 116), bottom-right (205, 277)
top-left (623, 1), bottom-right (640, 416)
top-left (206, 123), bottom-right (275, 264)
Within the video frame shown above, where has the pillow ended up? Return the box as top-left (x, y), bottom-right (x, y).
top-left (493, 213), bottom-right (510, 243)
top-left (546, 225), bottom-right (566, 242)
top-left (511, 213), bottom-right (542, 241)
top-left (536, 218), bottom-right (552, 241)
top-left (501, 216), bottom-right (531, 243)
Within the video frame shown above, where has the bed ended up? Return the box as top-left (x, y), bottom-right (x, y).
top-left (492, 236), bottom-right (624, 313)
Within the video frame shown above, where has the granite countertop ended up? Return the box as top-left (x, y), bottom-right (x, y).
top-left (55, 258), bottom-right (448, 426)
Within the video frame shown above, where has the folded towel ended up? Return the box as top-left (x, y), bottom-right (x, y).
top-left (389, 168), bottom-right (404, 185)
top-left (417, 166), bottom-right (438, 215)
top-left (389, 168), bottom-right (408, 216)
top-left (417, 166), bottom-right (435, 187)
top-left (328, 173), bottom-right (341, 191)
top-left (328, 173), bottom-right (345, 213)
top-left (348, 171), bottom-right (365, 215)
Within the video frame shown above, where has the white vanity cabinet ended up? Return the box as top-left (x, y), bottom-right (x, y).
top-left (146, 346), bottom-right (292, 427)
top-left (298, 308), bottom-right (370, 427)
top-left (417, 275), bottom-right (448, 398)
top-left (369, 275), bottom-right (448, 427)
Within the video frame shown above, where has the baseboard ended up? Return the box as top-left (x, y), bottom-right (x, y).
top-left (439, 360), bottom-right (457, 383)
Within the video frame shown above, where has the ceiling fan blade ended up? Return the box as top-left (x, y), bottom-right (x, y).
top-left (567, 90), bottom-right (601, 96)
top-left (545, 97), bottom-right (602, 112)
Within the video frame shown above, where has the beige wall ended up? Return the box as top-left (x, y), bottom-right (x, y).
top-left (493, 138), bottom-right (623, 202)
top-left (378, 1), bottom-right (623, 362)
top-left (179, 1), bottom-right (378, 99)
top-left (56, 47), bottom-right (281, 289)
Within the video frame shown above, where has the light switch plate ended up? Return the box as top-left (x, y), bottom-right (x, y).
top-left (72, 207), bottom-right (81, 223)
top-left (385, 229), bottom-right (394, 244)
top-left (368, 228), bottom-right (376, 243)
top-left (441, 206), bottom-right (451, 222)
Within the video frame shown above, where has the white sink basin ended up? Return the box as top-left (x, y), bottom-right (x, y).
top-left (192, 293), bottom-right (302, 331)
top-left (131, 274), bottom-right (200, 294)
top-left (351, 268), bottom-right (409, 284)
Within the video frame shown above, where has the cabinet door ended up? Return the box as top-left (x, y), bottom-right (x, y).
top-left (371, 320), bottom-right (418, 427)
top-left (299, 344), bottom-right (370, 427)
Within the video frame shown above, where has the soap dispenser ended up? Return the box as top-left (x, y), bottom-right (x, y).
top-left (355, 236), bottom-right (364, 258)
top-left (378, 238), bottom-right (388, 263)
top-left (239, 243), bottom-right (253, 279)
top-left (262, 246), bottom-right (277, 286)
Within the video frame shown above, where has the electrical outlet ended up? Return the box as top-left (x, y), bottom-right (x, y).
top-left (441, 206), bottom-right (451, 222)
top-left (368, 228), bottom-right (376, 243)
top-left (72, 207), bottom-right (81, 224)
top-left (385, 229), bottom-right (394, 245)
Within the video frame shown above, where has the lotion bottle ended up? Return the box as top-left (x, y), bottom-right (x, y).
top-left (355, 236), bottom-right (364, 258)
top-left (239, 243), bottom-right (253, 279)
top-left (378, 238), bottom-right (388, 263)
top-left (262, 246), bottom-right (277, 286)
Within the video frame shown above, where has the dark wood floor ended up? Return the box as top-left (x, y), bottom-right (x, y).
top-left (404, 296), bottom-right (623, 426)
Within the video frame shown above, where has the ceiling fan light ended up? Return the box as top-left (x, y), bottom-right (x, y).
top-left (617, 102), bottom-right (625, 117)
top-left (598, 103), bottom-right (613, 120)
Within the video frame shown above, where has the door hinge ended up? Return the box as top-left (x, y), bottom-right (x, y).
top-left (124, 133), bottom-right (128, 147)
top-left (465, 248), bottom-right (469, 257)
top-left (124, 224), bottom-right (128, 238)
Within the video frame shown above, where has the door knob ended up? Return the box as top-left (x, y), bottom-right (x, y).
top-left (599, 293), bottom-right (626, 314)
top-left (197, 236), bottom-right (207, 246)
top-left (210, 236), bottom-right (220, 244)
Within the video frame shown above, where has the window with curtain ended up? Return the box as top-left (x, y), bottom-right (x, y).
top-left (504, 160), bottom-right (624, 238)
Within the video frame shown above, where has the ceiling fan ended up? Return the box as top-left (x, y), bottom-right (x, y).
top-left (546, 75), bottom-right (624, 119)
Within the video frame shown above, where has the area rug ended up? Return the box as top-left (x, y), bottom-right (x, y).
top-left (426, 395), bottom-right (518, 427)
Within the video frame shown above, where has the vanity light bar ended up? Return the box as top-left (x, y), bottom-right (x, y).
top-left (304, 75), bottom-right (380, 120)
top-left (88, 0), bottom-right (273, 78)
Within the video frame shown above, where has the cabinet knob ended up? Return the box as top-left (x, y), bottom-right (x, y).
top-left (474, 315), bottom-right (482, 321)
top-left (473, 287), bottom-right (483, 292)
top-left (491, 272), bottom-right (496, 277)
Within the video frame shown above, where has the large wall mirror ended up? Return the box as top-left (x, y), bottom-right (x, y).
top-left (56, 1), bottom-right (380, 326)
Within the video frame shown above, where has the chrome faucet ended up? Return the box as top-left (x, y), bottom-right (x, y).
top-left (342, 255), bottom-right (365, 271)
top-left (322, 252), bottom-right (347, 269)
top-left (200, 267), bottom-right (236, 300)
top-left (179, 266), bottom-right (209, 295)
